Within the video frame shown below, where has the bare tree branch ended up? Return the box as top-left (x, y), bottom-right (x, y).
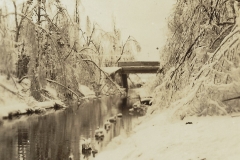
top-left (12, 1), bottom-right (19, 43)
top-left (87, 24), bottom-right (95, 46)
top-left (116, 36), bottom-right (130, 63)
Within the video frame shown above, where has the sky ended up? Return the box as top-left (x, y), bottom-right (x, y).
top-left (78, 0), bottom-right (176, 61)
top-left (0, 0), bottom-right (176, 61)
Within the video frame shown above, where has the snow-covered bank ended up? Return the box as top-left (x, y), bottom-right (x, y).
top-left (0, 75), bottom-right (67, 118)
top-left (95, 109), bottom-right (240, 160)
top-left (0, 76), bottom-right (30, 118)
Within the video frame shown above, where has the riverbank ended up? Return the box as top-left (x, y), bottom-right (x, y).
top-left (95, 108), bottom-right (240, 160)
top-left (0, 75), bottom-right (68, 119)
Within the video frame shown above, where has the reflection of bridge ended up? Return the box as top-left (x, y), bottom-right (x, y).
top-left (102, 61), bottom-right (160, 90)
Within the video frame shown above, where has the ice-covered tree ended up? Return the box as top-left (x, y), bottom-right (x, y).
top-left (0, 0), bottom-right (141, 100)
top-left (152, 0), bottom-right (240, 119)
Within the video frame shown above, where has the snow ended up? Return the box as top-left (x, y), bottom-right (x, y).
top-left (79, 84), bottom-right (96, 96)
top-left (0, 75), bottom-right (66, 118)
top-left (101, 67), bottom-right (122, 75)
top-left (33, 100), bottom-right (66, 108)
top-left (0, 76), bottom-right (29, 117)
top-left (45, 83), bottom-right (58, 99)
top-left (95, 109), bottom-right (240, 160)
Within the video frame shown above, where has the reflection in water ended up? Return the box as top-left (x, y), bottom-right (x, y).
top-left (18, 128), bottom-right (29, 160)
top-left (0, 94), bottom-right (138, 160)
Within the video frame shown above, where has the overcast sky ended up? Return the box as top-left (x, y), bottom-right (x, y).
top-left (79, 0), bottom-right (176, 61)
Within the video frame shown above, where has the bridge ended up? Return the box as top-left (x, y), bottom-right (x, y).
top-left (102, 61), bottom-right (160, 91)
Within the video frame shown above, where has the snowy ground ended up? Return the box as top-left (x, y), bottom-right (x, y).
top-left (95, 108), bottom-right (240, 160)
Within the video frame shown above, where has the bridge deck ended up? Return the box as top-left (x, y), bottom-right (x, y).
top-left (118, 61), bottom-right (160, 74)
top-left (101, 61), bottom-right (160, 90)
top-left (101, 61), bottom-right (160, 75)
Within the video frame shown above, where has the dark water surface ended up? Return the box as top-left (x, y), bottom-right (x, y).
top-left (0, 92), bottom-right (140, 160)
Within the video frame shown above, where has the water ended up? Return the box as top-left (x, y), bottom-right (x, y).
top-left (0, 92), bottom-right (140, 160)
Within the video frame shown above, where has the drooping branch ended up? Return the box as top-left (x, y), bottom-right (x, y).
top-left (78, 47), bottom-right (98, 55)
top-left (82, 59), bottom-right (125, 94)
top-left (90, 40), bottom-right (101, 55)
top-left (217, 21), bottom-right (235, 26)
top-left (18, 75), bottom-right (28, 83)
top-left (209, 24), bottom-right (233, 49)
top-left (75, 48), bottom-right (98, 76)
top-left (18, 76), bottom-right (84, 98)
top-left (0, 84), bottom-right (23, 98)
top-left (170, 30), bottom-right (204, 79)
top-left (170, 4), bottom-right (208, 40)
top-left (222, 95), bottom-right (240, 102)
top-left (209, 0), bottom-right (220, 24)
top-left (46, 78), bottom-right (84, 98)
top-left (0, 83), bottom-right (17, 95)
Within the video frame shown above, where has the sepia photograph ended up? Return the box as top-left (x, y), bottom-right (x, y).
top-left (1, 0), bottom-right (240, 159)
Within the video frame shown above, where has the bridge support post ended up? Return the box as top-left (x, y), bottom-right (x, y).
top-left (121, 74), bottom-right (128, 92)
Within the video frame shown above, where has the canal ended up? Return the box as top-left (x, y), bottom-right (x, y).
top-left (0, 90), bottom-right (142, 160)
